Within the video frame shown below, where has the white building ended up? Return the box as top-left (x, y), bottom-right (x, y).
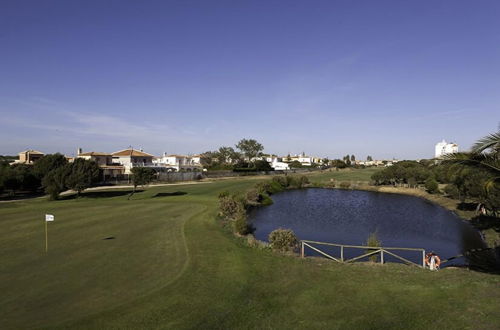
top-left (111, 148), bottom-right (155, 174)
top-left (270, 159), bottom-right (290, 171)
top-left (435, 140), bottom-right (458, 158)
top-left (153, 153), bottom-right (202, 172)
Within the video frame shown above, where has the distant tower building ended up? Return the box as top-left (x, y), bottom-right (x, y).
top-left (435, 140), bottom-right (458, 158)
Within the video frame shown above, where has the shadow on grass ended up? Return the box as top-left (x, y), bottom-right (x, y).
top-left (457, 202), bottom-right (478, 211)
top-left (61, 190), bottom-right (144, 200)
top-left (468, 215), bottom-right (500, 274)
top-left (470, 215), bottom-right (500, 232)
top-left (154, 191), bottom-right (188, 197)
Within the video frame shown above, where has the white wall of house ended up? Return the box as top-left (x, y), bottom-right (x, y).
top-left (435, 140), bottom-right (459, 158)
top-left (271, 160), bottom-right (290, 170)
top-left (153, 154), bottom-right (202, 171)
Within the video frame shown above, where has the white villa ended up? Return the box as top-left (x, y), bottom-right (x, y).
top-left (111, 148), bottom-right (155, 174)
top-left (76, 149), bottom-right (125, 178)
top-left (270, 159), bottom-right (290, 170)
top-left (153, 153), bottom-right (202, 172)
top-left (435, 140), bottom-right (458, 158)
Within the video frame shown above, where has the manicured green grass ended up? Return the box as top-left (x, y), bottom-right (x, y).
top-left (307, 167), bottom-right (382, 184)
top-left (1, 171), bottom-right (499, 329)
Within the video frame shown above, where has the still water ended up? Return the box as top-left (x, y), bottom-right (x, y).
top-left (250, 189), bottom-right (489, 267)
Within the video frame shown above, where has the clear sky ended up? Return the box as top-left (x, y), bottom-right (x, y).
top-left (1, 0), bottom-right (499, 160)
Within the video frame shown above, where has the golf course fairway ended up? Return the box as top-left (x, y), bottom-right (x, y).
top-left (1, 173), bottom-right (499, 329)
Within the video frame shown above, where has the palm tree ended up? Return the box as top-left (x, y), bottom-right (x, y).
top-left (471, 131), bottom-right (500, 155)
top-left (444, 130), bottom-right (500, 190)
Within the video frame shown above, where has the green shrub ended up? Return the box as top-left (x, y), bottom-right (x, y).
top-left (444, 184), bottom-right (460, 199)
top-left (233, 211), bottom-right (250, 235)
top-left (268, 181), bottom-right (285, 193)
top-left (366, 231), bottom-right (382, 262)
top-left (218, 194), bottom-right (245, 220)
top-left (425, 178), bottom-right (439, 194)
top-left (288, 175), bottom-right (309, 189)
top-left (272, 176), bottom-right (288, 188)
top-left (260, 193), bottom-right (274, 206)
top-left (245, 188), bottom-right (261, 206)
top-left (339, 181), bottom-right (351, 189)
top-left (268, 228), bottom-right (299, 252)
top-left (255, 182), bottom-right (272, 194)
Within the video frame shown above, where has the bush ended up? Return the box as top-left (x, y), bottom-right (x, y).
top-left (253, 160), bottom-right (273, 172)
top-left (233, 211), bottom-right (250, 235)
top-left (288, 175), bottom-right (309, 189)
top-left (366, 231), bottom-right (382, 262)
top-left (268, 228), bottom-right (299, 252)
top-left (425, 178), bottom-right (439, 194)
top-left (245, 188), bottom-right (262, 205)
top-left (255, 182), bottom-right (272, 194)
top-left (272, 176), bottom-right (288, 188)
top-left (260, 193), bottom-right (274, 206)
top-left (218, 194), bottom-right (245, 220)
top-left (444, 184), bottom-right (460, 199)
top-left (268, 180), bottom-right (285, 193)
top-left (339, 181), bottom-right (351, 189)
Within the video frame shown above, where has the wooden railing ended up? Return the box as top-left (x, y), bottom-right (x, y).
top-left (301, 240), bottom-right (426, 268)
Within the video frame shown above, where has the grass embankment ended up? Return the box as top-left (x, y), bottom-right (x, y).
top-left (1, 170), bottom-right (499, 329)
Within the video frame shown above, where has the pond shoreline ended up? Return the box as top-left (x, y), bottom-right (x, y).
top-left (311, 184), bottom-right (499, 249)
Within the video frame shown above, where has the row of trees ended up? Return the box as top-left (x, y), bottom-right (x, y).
top-left (0, 154), bottom-right (101, 200)
top-left (371, 130), bottom-right (500, 215)
top-left (200, 138), bottom-right (269, 171)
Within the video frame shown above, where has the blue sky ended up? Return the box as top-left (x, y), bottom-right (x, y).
top-left (1, 0), bottom-right (499, 159)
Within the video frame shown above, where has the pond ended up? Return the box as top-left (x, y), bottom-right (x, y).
top-left (250, 188), bottom-right (492, 268)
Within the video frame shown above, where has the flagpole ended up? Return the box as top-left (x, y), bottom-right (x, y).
top-left (45, 219), bottom-right (48, 253)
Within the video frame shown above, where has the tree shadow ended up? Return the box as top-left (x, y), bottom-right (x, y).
top-left (457, 202), bottom-right (478, 211)
top-left (467, 215), bottom-right (500, 274)
top-left (470, 215), bottom-right (500, 232)
top-left (154, 191), bottom-right (188, 197)
top-left (60, 190), bottom-right (144, 200)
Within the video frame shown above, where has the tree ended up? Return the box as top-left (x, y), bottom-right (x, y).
top-left (66, 158), bottom-right (100, 197)
top-left (33, 153), bottom-right (68, 179)
top-left (289, 160), bottom-right (303, 168)
top-left (200, 151), bottom-right (216, 168)
top-left (129, 167), bottom-right (156, 199)
top-left (444, 129), bottom-right (499, 191)
top-left (425, 177), bottom-right (439, 194)
top-left (332, 159), bottom-right (347, 169)
top-left (367, 155), bottom-right (373, 161)
top-left (343, 155), bottom-right (351, 166)
top-left (42, 166), bottom-right (69, 200)
top-left (253, 159), bottom-right (273, 171)
top-left (351, 155), bottom-right (356, 162)
top-left (216, 146), bottom-right (242, 165)
top-left (235, 138), bottom-right (264, 161)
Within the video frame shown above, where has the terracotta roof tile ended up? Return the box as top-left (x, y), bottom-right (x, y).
top-left (112, 149), bottom-right (154, 157)
top-left (78, 152), bottom-right (112, 156)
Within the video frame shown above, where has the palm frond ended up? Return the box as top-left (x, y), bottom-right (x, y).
top-left (443, 152), bottom-right (500, 174)
top-left (471, 132), bottom-right (500, 154)
top-left (485, 176), bottom-right (500, 193)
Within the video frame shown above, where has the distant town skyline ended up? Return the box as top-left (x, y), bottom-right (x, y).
top-left (1, 1), bottom-right (499, 159)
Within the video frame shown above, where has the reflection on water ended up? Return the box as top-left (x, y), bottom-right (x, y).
top-left (250, 189), bottom-right (492, 268)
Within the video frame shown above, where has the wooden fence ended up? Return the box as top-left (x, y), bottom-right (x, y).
top-left (301, 240), bottom-right (426, 268)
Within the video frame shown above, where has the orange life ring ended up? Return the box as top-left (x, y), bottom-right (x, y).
top-left (425, 253), bottom-right (441, 268)
top-left (425, 253), bottom-right (432, 266)
top-left (434, 255), bottom-right (441, 268)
